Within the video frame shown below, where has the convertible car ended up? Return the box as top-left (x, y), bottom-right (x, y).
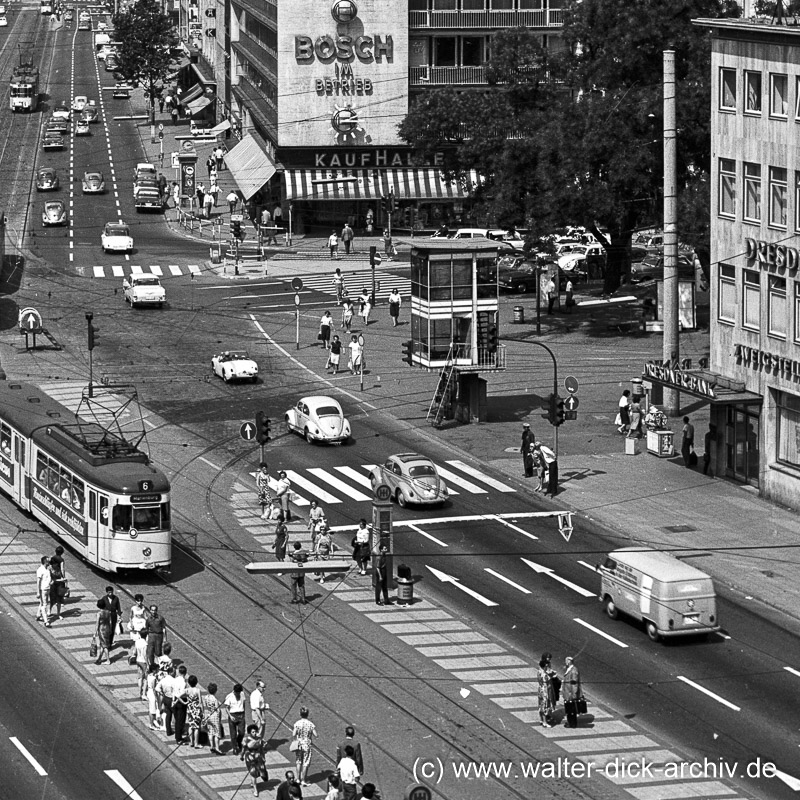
top-left (211, 351), bottom-right (259, 383)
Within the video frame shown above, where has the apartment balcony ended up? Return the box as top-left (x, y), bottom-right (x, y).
top-left (409, 8), bottom-right (562, 29)
top-left (410, 65), bottom-right (487, 86)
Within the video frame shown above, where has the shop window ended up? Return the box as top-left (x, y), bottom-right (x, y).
top-left (743, 162), bottom-right (761, 222)
top-left (745, 71), bottom-right (762, 114)
top-left (768, 275), bottom-right (787, 338)
top-left (434, 37), bottom-right (457, 67)
top-left (742, 269), bottom-right (761, 331)
top-left (720, 68), bottom-right (736, 110)
top-left (718, 263), bottom-right (736, 325)
top-left (462, 37), bottom-right (484, 67)
top-left (770, 73), bottom-right (788, 117)
top-left (411, 253), bottom-right (428, 300)
top-left (795, 283), bottom-right (800, 343)
top-left (776, 390), bottom-right (800, 468)
top-left (719, 158), bottom-right (736, 218)
top-left (769, 166), bottom-right (787, 228)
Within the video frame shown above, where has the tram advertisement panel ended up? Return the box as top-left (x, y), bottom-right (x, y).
top-left (0, 454), bottom-right (13, 485)
top-left (32, 484), bottom-right (88, 544)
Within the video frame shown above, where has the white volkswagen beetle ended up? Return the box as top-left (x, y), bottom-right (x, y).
top-left (285, 396), bottom-right (351, 444)
top-left (211, 351), bottom-right (258, 383)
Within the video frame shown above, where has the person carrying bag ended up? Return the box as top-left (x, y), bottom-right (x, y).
top-left (562, 655), bottom-right (585, 728)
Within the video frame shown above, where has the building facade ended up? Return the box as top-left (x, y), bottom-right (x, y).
top-left (695, 17), bottom-right (800, 508)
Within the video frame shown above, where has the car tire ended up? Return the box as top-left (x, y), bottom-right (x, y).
top-left (645, 621), bottom-right (660, 642)
top-left (222, 372), bottom-right (229, 383)
top-left (284, 413), bottom-right (292, 431)
top-left (604, 597), bottom-right (618, 620)
top-left (396, 489), bottom-right (407, 508)
top-left (304, 427), bottom-right (313, 444)
top-left (516, 283), bottom-right (528, 294)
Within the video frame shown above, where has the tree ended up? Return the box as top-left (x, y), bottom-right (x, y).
top-left (112, 0), bottom-right (175, 136)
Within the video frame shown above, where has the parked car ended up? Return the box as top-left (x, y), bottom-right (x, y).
top-left (123, 274), bottom-right (165, 308)
top-left (0, 15), bottom-right (8, 26)
top-left (211, 351), bottom-right (258, 384)
top-left (369, 453), bottom-right (449, 507)
top-left (51, 103), bottom-right (71, 121)
top-left (42, 132), bottom-right (65, 151)
top-left (558, 243), bottom-right (605, 271)
top-left (285, 396), bottom-right (351, 444)
top-left (36, 167), bottom-right (59, 191)
top-left (81, 171), bottom-right (105, 193)
top-left (112, 84), bottom-right (130, 99)
top-left (42, 200), bottom-right (67, 226)
top-left (497, 257), bottom-right (540, 294)
top-left (630, 252), bottom-right (694, 283)
top-left (101, 221), bottom-right (133, 253)
top-left (487, 229), bottom-right (526, 252)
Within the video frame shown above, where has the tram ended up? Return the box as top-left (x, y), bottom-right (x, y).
top-left (0, 382), bottom-right (171, 572)
top-left (10, 64), bottom-right (39, 113)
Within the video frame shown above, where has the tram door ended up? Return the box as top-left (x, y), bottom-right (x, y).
top-left (11, 433), bottom-right (26, 506)
top-left (88, 490), bottom-right (110, 568)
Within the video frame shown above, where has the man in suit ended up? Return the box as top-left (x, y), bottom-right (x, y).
top-left (336, 726), bottom-right (364, 775)
top-left (276, 770), bottom-right (302, 800)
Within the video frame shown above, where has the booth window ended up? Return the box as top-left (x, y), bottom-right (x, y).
top-left (770, 73), bottom-right (788, 117)
top-left (452, 256), bottom-right (472, 300)
top-left (742, 269), bottom-right (761, 331)
top-left (718, 263), bottom-right (736, 325)
top-left (743, 162), bottom-right (761, 223)
top-left (776, 390), bottom-right (800, 469)
top-left (768, 275), bottom-right (787, 339)
top-left (744, 71), bottom-right (762, 114)
top-left (720, 68), bottom-right (736, 111)
top-left (795, 283), bottom-right (800, 343)
top-left (410, 252), bottom-right (428, 301)
top-left (769, 167), bottom-right (787, 228)
top-left (430, 256), bottom-right (453, 301)
top-left (719, 158), bottom-right (736, 218)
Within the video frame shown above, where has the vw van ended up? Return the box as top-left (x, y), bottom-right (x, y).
top-left (598, 548), bottom-right (720, 642)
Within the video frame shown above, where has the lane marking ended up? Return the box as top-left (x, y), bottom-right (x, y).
top-left (307, 468), bottom-right (370, 502)
top-left (484, 568), bottom-right (532, 594)
top-left (284, 469), bottom-right (340, 505)
top-left (334, 465), bottom-right (373, 489)
top-left (426, 565), bottom-right (498, 607)
top-left (407, 522), bottom-right (448, 548)
top-left (483, 514), bottom-right (538, 541)
top-left (9, 737), bottom-right (47, 776)
top-left (573, 617), bottom-right (629, 648)
top-left (785, 666), bottom-right (800, 678)
top-left (104, 770), bottom-right (144, 800)
top-left (435, 465), bottom-right (487, 494)
top-left (198, 457), bottom-right (220, 470)
top-left (676, 676), bottom-right (741, 711)
top-left (522, 558), bottom-right (595, 597)
top-left (446, 460), bottom-right (515, 492)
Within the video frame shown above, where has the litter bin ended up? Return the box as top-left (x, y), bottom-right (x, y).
top-left (396, 563), bottom-right (414, 605)
top-left (513, 306), bottom-right (525, 324)
top-left (631, 377), bottom-right (644, 402)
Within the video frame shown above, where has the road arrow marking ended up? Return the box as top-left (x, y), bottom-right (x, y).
top-left (676, 676), bottom-right (741, 711)
top-left (573, 617), bottom-right (629, 648)
top-left (484, 568), bottom-right (532, 595)
top-left (774, 768), bottom-right (800, 791)
top-left (426, 566), bottom-right (499, 607)
top-left (521, 558), bottom-right (595, 597)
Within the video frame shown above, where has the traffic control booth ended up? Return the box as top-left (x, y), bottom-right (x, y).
top-left (406, 240), bottom-right (505, 424)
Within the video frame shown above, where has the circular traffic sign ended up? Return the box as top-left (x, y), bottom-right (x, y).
top-left (240, 421), bottom-right (256, 440)
top-left (158, 123), bottom-right (164, 131)
top-left (291, 277), bottom-right (303, 291)
top-left (357, 334), bottom-right (365, 347)
top-left (294, 293), bottom-right (301, 306)
top-left (564, 375), bottom-right (579, 394)
top-left (375, 484), bottom-right (392, 502)
top-left (564, 395), bottom-right (579, 411)
top-left (185, 165), bottom-right (195, 176)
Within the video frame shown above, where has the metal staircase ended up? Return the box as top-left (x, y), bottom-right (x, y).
top-left (427, 344), bottom-right (458, 427)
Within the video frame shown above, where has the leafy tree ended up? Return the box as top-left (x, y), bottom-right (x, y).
top-left (112, 0), bottom-right (175, 131)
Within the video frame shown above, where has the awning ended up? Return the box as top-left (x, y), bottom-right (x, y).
top-left (187, 95), bottom-right (212, 116)
top-left (225, 133), bottom-right (277, 201)
top-left (179, 83), bottom-right (204, 106)
top-left (642, 364), bottom-right (762, 406)
top-left (284, 168), bottom-right (480, 202)
top-left (190, 61), bottom-right (215, 87)
top-left (209, 119), bottom-right (231, 134)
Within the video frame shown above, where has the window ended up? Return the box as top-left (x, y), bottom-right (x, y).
top-left (796, 283), bottom-right (800, 342)
top-left (433, 37), bottom-right (457, 67)
top-left (768, 275), bottom-right (787, 338)
top-left (776, 390), bottom-right (800, 468)
top-left (742, 269), bottom-right (761, 330)
top-left (745, 71), bottom-right (762, 113)
top-left (769, 167), bottom-right (787, 228)
top-left (432, 0), bottom-right (456, 8)
top-left (718, 263), bottom-right (736, 324)
top-left (719, 158), bottom-right (736, 217)
top-left (720, 68), bottom-right (736, 110)
top-left (744, 163), bottom-right (761, 222)
top-left (770, 73), bottom-right (788, 117)
top-left (462, 37), bottom-right (484, 67)
top-left (462, 0), bottom-right (485, 8)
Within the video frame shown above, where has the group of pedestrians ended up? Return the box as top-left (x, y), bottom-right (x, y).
top-left (519, 423), bottom-right (559, 496)
top-left (537, 652), bottom-right (585, 729)
top-left (327, 224), bottom-right (355, 258)
top-left (35, 546), bottom-right (68, 627)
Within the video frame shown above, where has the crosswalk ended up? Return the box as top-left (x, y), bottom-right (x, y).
top-left (294, 267), bottom-right (411, 301)
top-left (89, 264), bottom-right (203, 278)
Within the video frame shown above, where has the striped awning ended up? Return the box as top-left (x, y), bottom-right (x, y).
top-left (284, 168), bottom-right (480, 202)
top-left (225, 133), bottom-right (277, 201)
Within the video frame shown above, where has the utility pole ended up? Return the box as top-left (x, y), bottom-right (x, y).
top-left (662, 50), bottom-right (680, 415)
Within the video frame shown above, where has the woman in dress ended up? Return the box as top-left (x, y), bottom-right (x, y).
top-left (203, 682), bottom-right (224, 754)
top-left (537, 652), bottom-right (559, 728)
top-left (128, 593), bottom-right (149, 663)
top-left (627, 402), bottom-right (643, 439)
top-left (256, 463), bottom-right (272, 520)
top-left (241, 724), bottom-right (269, 796)
top-left (146, 664), bottom-right (161, 730)
top-left (48, 558), bottom-right (67, 622)
top-left (314, 524), bottom-right (334, 584)
top-left (352, 519), bottom-right (371, 575)
top-left (341, 297), bottom-right (354, 332)
top-left (291, 706), bottom-right (317, 787)
top-left (186, 675), bottom-right (203, 748)
top-left (95, 598), bottom-right (113, 665)
top-left (273, 511), bottom-right (289, 562)
top-left (388, 288), bottom-right (401, 327)
top-left (617, 389), bottom-right (631, 434)
top-left (156, 641), bottom-right (173, 678)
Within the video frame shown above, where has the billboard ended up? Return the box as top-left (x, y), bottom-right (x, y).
top-left (278, 0), bottom-right (408, 148)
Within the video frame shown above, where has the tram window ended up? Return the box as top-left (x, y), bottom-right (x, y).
top-left (89, 492), bottom-right (96, 521)
top-left (36, 453), bottom-right (48, 484)
top-left (112, 504), bottom-right (132, 531)
top-left (15, 437), bottom-right (25, 463)
top-left (133, 506), bottom-right (160, 531)
top-left (161, 501), bottom-right (170, 527)
top-left (0, 424), bottom-right (11, 455)
top-left (72, 478), bottom-right (85, 510)
top-left (99, 496), bottom-right (108, 525)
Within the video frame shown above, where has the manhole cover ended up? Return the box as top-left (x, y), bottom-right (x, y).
top-left (663, 525), bottom-right (697, 533)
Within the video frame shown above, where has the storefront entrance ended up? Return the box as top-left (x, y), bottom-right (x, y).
top-left (725, 405), bottom-right (760, 486)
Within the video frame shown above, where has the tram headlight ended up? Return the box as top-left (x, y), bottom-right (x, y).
top-left (129, 527), bottom-right (139, 539)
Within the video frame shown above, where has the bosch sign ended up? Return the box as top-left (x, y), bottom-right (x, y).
top-left (295, 35), bottom-right (393, 64)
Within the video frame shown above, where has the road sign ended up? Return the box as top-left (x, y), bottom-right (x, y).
top-left (565, 410), bottom-right (578, 421)
top-left (358, 334), bottom-right (365, 347)
top-left (564, 395), bottom-right (579, 411)
top-left (18, 307), bottom-right (43, 334)
top-left (291, 277), bottom-right (303, 291)
top-left (374, 484), bottom-right (391, 502)
top-left (171, 152), bottom-right (179, 169)
top-left (185, 165), bottom-right (195, 177)
top-left (158, 123), bottom-right (164, 132)
top-left (564, 376), bottom-right (579, 394)
top-left (373, 252), bottom-right (382, 266)
top-left (240, 421), bottom-right (256, 441)
top-left (294, 293), bottom-right (301, 306)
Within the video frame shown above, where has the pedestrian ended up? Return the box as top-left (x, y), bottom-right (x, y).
top-left (255, 463), bottom-right (272, 520)
top-left (208, 181), bottom-right (220, 208)
top-left (275, 470), bottom-right (292, 522)
top-left (336, 726), bottom-right (364, 776)
top-left (134, 630), bottom-right (149, 698)
top-left (146, 664), bottom-right (161, 729)
top-left (36, 556), bottom-right (52, 626)
top-left (352, 518), bottom-right (371, 575)
top-left (273, 511), bottom-right (289, 561)
top-left (332, 267), bottom-right (345, 304)
top-left (520, 422), bottom-right (534, 477)
top-left (328, 229), bottom-right (339, 259)
top-left (365, 207), bottom-right (374, 233)
top-left (357, 288), bottom-right (370, 325)
top-left (540, 443), bottom-right (558, 497)
top-left (325, 775), bottom-right (341, 800)
top-left (627, 401), bottom-right (642, 439)
top-left (289, 541), bottom-right (309, 604)
top-left (347, 334), bottom-right (362, 375)
top-left (214, 145), bottom-right (225, 171)
top-left (546, 275), bottom-right (557, 314)
top-left (307, 500), bottom-right (326, 542)
top-left (260, 206), bottom-right (271, 230)
top-left (250, 677), bottom-right (268, 739)
top-left (172, 182), bottom-right (180, 209)
top-left (537, 652), bottom-right (559, 728)
top-left (703, 424), bottom-right (716, 476)
top-left (203, 682), bottom-right (224, 754)
top-left (48, 554), bottom-right (67, 622)
top-left (95, 598), bottom-right (113, 665)
top-left (241, 724), bottom-right (269, 796)
top-left (336, 744), bottom-right (360, 800)
top-left (145, 604), bottom-right (168, 667)
top-left (565, 279), bottom-right (575, 313)
top-left (203, 190), bottom-right (214, 219)
top-left (186, 676), bottom-right (203, 748)
top-left (388, 287), bottom-right (401, 326)
top-left (156, 641), bottom-right (173, 679)
top-left (98, 586), bottom-right (123, 647)
top-left (172, 664), bottom-right (189, 745)
top-left (383, 228), bottom-right (393, 261)
top-left (681, 415), bottom-right (695, 467)
top-left (373, 543), bottom-right (391, 606)
top-left (227, 190), bottom-right (239, 214)
top-left (341, 298), bottom-right (354, 332)
top-left (206, 154), bottom-right (215, 179)
top-left (328, 335), bottom-right (342, 374)
top-left (164, 91), bottom-right (173, 110)
top-left (170, 105), bottom-right (179, 126)
top-left (272, 204), bottom-right (283, 229)
top-left (341, 222), bottom-right (354, 254)
top-left (291, 706), bottom-right (317, 786)
top-left (616, 389), bottom-right (631, 435)
top-left (50, 545), bottom-right (65, 583)
top-left (158, 92), bottom-right (165, 113)
top-left (361, 784), bottom-right (377, 799)
top-left (224, 683), bottom-right (247, 755)
top-left (313, 524), bottom-right (334, 583)
top-left (155, 666), bottom-right (176, 736)
top-left (562, 656), bottom-right (583, 728)
top-left (196, 182), bottom-right (205, 211)
top-left (531, 442), bottom-right (546, 492)
top-left (276, 771), bottom-right (302, 800)
top-left (319, 310), bottom-right (333, 349)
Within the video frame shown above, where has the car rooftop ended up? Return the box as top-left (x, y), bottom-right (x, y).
top-left (395, 453), bottom-right (429, 462)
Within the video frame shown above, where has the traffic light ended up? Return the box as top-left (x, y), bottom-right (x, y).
top-left (402, 340), bottom-right (414, 366)
top-left (86, 312), bottom-right (98, 351)
top-left (487, 326), bottom-right (499, 353)
top-left (548, 393), bottom-right (565, 426)
top-left (547, 393), bottom-right (557, 425)
top-left (255, 411), bottom-right (271, 445)
top-left (369, 245), bottom-right (377, 266)
top-left (555, 395), bottom-right (565, 426)
top-left (381, 195), bottom-right (388, 215)
top-left (387, 190), bottom-right (395, 214)
top-left (231, 219), bottom-right (242, 240)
